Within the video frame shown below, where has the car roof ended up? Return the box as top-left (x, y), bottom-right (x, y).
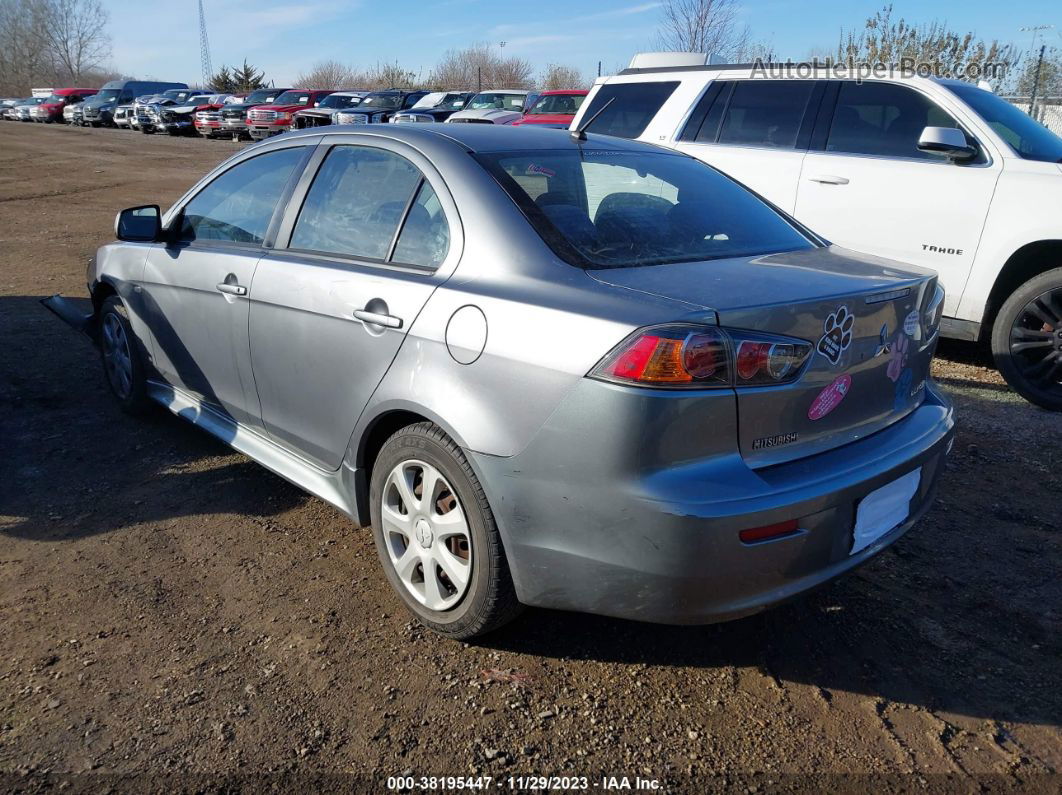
top-left (539, 89), bottom-right (589, 95)
top-left (276, 122), bottom-right (664, 154)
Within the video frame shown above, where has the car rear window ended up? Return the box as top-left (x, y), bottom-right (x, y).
top-left (474, 149), bottom-right (815, 269)
top-left (578, 81), bottom-right (679, 139)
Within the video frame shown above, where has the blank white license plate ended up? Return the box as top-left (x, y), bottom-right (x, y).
top-left (851, 468), bottom-right (922, 555)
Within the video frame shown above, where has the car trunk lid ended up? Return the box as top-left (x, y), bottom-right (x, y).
top-left (588, 246), bottom-right (939, 467)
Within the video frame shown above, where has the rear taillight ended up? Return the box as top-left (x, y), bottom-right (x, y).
top-left (591, 325), bottom-right (811, 389)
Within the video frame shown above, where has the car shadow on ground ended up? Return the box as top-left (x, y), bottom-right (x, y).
top-left (0, 295), bottom-right (308, 540)
top-left (4, 295), bottom-right (1059, 729)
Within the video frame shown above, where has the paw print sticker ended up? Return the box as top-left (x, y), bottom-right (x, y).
top-left (887, 331), bottom-right (909, 382)
top-left (816, 305), bottom-right (854, 365)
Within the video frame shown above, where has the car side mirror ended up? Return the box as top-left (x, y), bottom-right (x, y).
top-left (917, 126), bottom-right (976, 162)
top-left (115, 205), bottom-right (161, 242)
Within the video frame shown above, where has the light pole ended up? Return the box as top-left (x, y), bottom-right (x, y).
top-left (1019, 25), bottom-right (1054, 118)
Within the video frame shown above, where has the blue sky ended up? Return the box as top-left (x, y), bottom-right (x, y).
top-left (107, 0), bottom-right (1061, 86)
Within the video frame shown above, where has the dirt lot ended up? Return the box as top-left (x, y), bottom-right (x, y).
top-left (0, 122), bottom-right (1060, 792)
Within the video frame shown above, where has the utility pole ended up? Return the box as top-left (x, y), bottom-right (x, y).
top-left (198, 0), bottom-right (213, 89)
top-left (597, 61), bottom-right (601, 77)
top-left (1019, 25), bottom-right (1054, 118)
top-left (1028, 44), bottom-right (1046, 118)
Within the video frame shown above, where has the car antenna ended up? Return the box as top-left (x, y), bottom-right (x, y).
top-left (570, 97), bottom-right (614, 143)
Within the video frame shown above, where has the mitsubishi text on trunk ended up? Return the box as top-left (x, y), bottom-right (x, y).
top-left (51, 125), bottom-right (954, 639)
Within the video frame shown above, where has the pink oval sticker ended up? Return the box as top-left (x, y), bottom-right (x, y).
top-left (808, 374), bottom-right (852, 421)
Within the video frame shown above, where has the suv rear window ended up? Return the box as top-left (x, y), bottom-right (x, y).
top-left (579, 82), bottom-right (679, 139)
top-left (475, 149), bottom-right (814, 269)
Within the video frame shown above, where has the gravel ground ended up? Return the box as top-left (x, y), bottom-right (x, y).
top-left (0, 122), bottom-right (1060, 793)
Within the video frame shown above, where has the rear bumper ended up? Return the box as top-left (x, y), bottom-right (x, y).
top-left (470, 381), bottom-right (955, 624)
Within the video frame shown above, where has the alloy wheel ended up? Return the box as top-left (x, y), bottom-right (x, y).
top-left (381, 459), bottom-right (472, 611)
top-left (1008, 287), bottom-right (1062, 395)
top-left (101, 313), bottom-right (133, 399)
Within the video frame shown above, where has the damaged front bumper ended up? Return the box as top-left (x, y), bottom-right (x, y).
top-left (40, 294), bottom-right (97, 342)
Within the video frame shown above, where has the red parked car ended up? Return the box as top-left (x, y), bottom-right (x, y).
top-left (33, 87), bottom-right (99, 123)
top-left (511, 89), bottom-right (588, 128)
top-left (245, 89), bottom-right (333, 140)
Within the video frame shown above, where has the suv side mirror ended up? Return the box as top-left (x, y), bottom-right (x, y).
top-left (115, 205), bottom-right (161, 242)
top-left (917, 126), bottom-right (977, 162)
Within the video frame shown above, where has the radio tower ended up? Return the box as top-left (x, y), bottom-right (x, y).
top-left (198, 0), bottom-right (213, 88)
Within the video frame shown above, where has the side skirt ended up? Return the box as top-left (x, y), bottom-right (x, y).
top-left (146, 380), bottom-right (363, 523)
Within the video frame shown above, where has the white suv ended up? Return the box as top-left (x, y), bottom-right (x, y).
top-left (572, 55), bottom-right (1062, 409)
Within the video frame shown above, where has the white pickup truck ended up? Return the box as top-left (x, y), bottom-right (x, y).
top-left (572, 54), bottom-right (1062, 410)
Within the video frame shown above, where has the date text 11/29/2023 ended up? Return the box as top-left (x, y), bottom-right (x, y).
top-left (386, 775), bottom-right (662, 790)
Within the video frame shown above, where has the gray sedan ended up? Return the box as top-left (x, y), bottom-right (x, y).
top-left (47, 125), bottom-right (954, 639)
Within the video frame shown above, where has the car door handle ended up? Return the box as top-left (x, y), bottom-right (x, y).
top-left (216, 283), bottom-right (248, 296)
top-left (807, 174), bottom-right (850, 185)
top-left (353, 309), bottom-right (403, 329)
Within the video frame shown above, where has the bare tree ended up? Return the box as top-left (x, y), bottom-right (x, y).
top-left (0, 0), bottom-right (110, 93)
top-left (652, 0), bottom-right (750, 60)
top-left (362, 61), bottom-right (421, 90)
top-left (295, 59), bottom-right (359, 90)
top-left (429, 43), bottom-right (535, 90)
top-left (539, 64), bottom-right (586, 90)
top-left (35, 0), bottom-right (110, 83)
top-left (837, 4), bottom-right (1017, 87)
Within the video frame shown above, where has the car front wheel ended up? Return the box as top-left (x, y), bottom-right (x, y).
top-left (99, 296), bottom-right (151, 415)
top-left (369, 422), bottom-right (522, 639)
top-left (991, 267), bottom-right (1062, 411)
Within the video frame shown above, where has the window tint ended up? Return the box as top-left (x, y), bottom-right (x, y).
top-left (391, 182), bottom-right (450, 269)
top-left (290, 145), bottom-right (423, 261)
top-left (827, 82), bottom-right (963, 160)
top-left (476, 149), bottom-right (813, 269)
top-left (947, 82), bottom-right (1062, 163)
top-left (715, 81), bottom-right (814, 148)
top-left (580, 82), bottom-right (679, 139)
top-left (178, 147), bottom-right (304, 245)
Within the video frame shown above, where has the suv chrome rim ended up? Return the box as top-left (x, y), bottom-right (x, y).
top-left (101, 313), bottom-right (133, 399)
top-left (1009, 287), bottom-right (1062, 393)
top-left (382, 459), bottom-right (472, 611)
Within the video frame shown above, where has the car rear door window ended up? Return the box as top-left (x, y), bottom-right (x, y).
top-left (580, 81), bottom-right (679, 139)
top-left (289, 145), bottom-right (425, 263)
top-left (178, 147), bottom-right (305, 245)
top-left (391, 181), bottom-right (450, 269)
top-left (716, 80), bottom-right (815, 148)
top-left (826, 82), bottom-right (964, 160)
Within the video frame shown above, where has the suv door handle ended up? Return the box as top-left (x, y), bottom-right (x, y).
top-left (216, 282), bottom-right (248, 296)
top-left (807, 174), bottom-right (850, 185)
top-left (354, 309), bottom-right (403, 329)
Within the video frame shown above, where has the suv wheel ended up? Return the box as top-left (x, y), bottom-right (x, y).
top-left (991, 267), bottom-right (1062, 411)
top-left (99, 296), bottom-right (151, 415)
top-left (369, 423), bottom-right (522, 639)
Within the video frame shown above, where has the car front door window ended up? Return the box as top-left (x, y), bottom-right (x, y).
top-left (178, 147), bottom-right (305, 244)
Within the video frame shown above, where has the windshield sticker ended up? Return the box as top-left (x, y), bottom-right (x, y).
top-left (809, 374), bottom-right (852, 421)
top-left (894, 368), bottom-right (913, 410)
top-left (887, 331), bottom-right (909, 382)
top-left (817, 305), bottom-right (854, 365)
top-left (903, 310), bottom-right (920, 337)
top-left (526, 163), bottom-right (556, 178)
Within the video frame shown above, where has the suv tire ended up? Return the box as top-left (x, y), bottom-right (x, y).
top-left (991, 267), bottom-right (1062, 411)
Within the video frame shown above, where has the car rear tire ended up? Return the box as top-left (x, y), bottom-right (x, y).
top-left (991, 267), bottom-right (1062, 411)
top-left (369, 422), bottom-right (522, 639)
top-left (99, 296), bottom-right (151, 415)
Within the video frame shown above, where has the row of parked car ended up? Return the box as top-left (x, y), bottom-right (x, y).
top-left (1, 78), bottom-right (588, 141)
top-left (11, 55), bottom-right (1062, 412)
